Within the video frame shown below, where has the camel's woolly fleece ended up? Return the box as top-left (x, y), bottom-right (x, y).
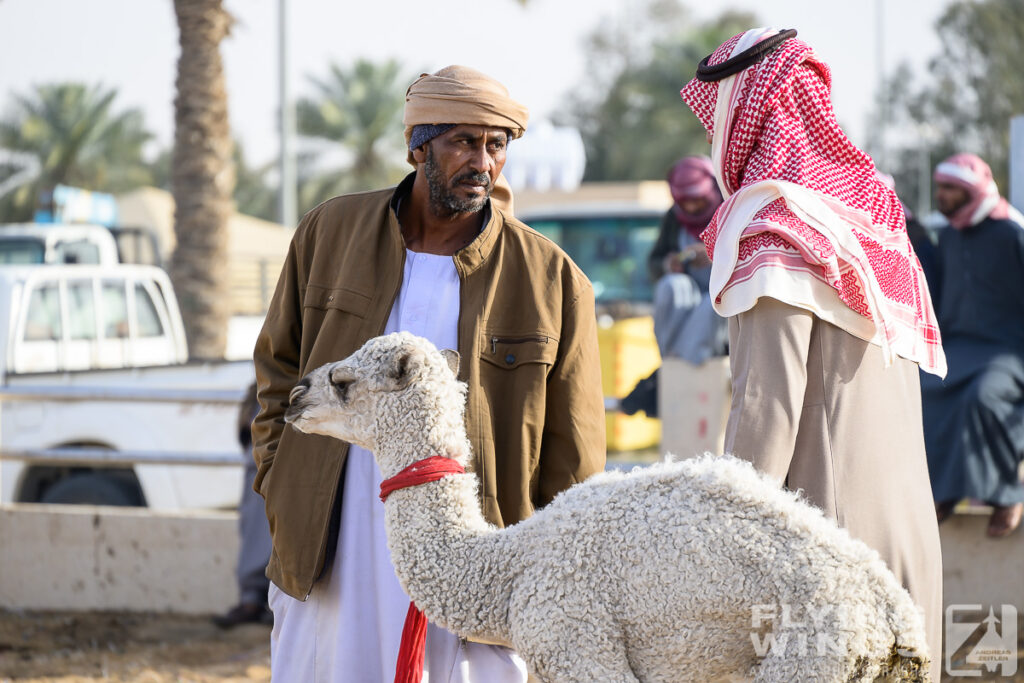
top-left (285, 332), bottom-right (930, 683)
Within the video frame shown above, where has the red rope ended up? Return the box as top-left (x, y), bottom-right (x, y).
top-left (379, 455), bottom-right (466, 503)
top-left (394, 602), bottom-right (428, 683)
top-left (378, 455), bottom-right (466, 683)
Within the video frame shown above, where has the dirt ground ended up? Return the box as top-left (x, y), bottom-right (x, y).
top-left (1, 608), bottom-right (1021, 681)
top-left (0, 611), bottom-right (269, 682)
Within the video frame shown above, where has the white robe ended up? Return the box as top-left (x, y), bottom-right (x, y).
top-left (269, 250), bottom-right (528, 682)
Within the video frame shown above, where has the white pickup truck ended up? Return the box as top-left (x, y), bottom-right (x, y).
top-left (0, 262), bottom-right (253, 509)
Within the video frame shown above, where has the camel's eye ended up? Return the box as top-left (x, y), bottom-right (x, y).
top-left (331, 379), bottom-right (350, 401)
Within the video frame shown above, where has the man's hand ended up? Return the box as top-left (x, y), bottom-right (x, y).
top-left (664, 245), bottom-right (711, 275)
top-left (684, 244), bottom-right (712, 270)
top-left (663, 251), bottom-right (685, 274)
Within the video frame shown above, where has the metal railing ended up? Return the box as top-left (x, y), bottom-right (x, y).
top-left (0, 387), bottom-right (622, 467)
top-left (0, 446), bottom-right (245, 467)
top-left (0, 385), bottom-right (247, 467)
top-left (0, 385), bottom-right (246, 405)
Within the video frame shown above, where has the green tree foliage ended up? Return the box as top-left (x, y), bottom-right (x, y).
top-left (296, 58), bottom-right (409, 211)
top-left (149, 140), bottom-right (276, 222)
top-left (232, 142), bottom-right (276, 221)
top-left (0, 83), bottom-right (153, 221)
top-left (562, 1), bottom-right (758, 181)
top-left (878, 0), bottom-right (1024, 210)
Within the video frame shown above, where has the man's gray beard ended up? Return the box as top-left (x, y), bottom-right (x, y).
top-left (425, 148), bottom-right (490, 217)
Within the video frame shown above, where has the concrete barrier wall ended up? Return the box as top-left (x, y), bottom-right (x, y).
top-left (0, 503), bottom-right (1020, 614)
top-left (0, 504), bottom-right (237, 614)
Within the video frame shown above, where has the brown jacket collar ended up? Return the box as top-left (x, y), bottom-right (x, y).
top-left (390, 172), bottom-right (501, 276)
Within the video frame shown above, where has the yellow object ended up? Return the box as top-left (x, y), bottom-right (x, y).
top-left (597, 316), bottom-right (661, 452)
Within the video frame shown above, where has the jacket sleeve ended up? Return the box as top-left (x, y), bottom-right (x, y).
top-left (536, 270), bottom-right (607, 507)
top-left (251, 221), bottom-right (308, 496)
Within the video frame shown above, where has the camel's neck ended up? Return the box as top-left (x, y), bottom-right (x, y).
top-left (376, 396), bottom-right (473, 474)
top-left (379, 442), bottom-right (515, 641)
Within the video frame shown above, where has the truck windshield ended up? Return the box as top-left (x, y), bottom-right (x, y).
top-left (528, 215), bottom-right (660, 303)
top-left (0, 238), bottom-right (46, 264)
top-left (54, 239), bottom-right (102, 264)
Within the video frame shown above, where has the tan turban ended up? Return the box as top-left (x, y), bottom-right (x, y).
top-left (403, 65), bottom-right (529, 157)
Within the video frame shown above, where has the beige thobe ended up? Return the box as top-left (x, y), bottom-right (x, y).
top-left (725, 297), bottom-right (942, 682)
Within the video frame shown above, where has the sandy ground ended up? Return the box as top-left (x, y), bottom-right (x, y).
top-left (0, 611), bottom-right (269, 682)
top-left (1, 608), bottom-right (1021, 681)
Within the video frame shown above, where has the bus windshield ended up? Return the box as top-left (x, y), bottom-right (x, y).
top-left (0, 238), bottom-right (46, 265)
top-left (527, 214), bottom-right (661, 303)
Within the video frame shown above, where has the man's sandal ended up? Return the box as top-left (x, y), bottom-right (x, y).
top-left (935, 500), bottom-right (957, 524)
top-left (986, 502), bottom-right (1023, 538)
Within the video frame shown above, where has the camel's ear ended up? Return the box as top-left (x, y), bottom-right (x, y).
top-left (386, 347), bottom-right (422, 390)
top-left (440, 349), bottom-right (460, 378)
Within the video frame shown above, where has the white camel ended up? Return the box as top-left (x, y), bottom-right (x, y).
top-left (284, 331), bottom-right (930, 682)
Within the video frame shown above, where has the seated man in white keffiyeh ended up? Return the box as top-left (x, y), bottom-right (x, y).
top-left (923, 152), bottom-right (1024, 539)
top-left (680, 28), bottom-right (946, 680)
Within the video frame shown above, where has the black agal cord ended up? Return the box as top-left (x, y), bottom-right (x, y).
top-left (695, 29), bottom-right (798, 82)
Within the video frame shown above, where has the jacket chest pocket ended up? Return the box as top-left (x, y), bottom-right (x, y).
top-left (482, 334), bottom-right (558, 370)
top-left (301, 285), bottom-right (373, 366)
top-left (303, 284), bottom-right (371, 317)
top-left (477, 333), bottom-right (559, 492)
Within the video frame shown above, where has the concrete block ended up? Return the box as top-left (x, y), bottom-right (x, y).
top-left (939, 508), bottom-right (1024, 609)
top-left (658, 356), bottom-right (731, 459)
top-left (0, 503), bottom-right (238, 614)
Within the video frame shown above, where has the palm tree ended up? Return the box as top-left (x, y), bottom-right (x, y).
top-left (296, 58), bottom-right (408, 210)
top-left (169, 0), bottom-right (235, 360)
top-left (0, 83), bottom-right (153, 221)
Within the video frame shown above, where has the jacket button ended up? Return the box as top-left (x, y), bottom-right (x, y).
top-left (505, 354), bottom-right (516, 365)
top-left (327, 295), bottom-right (334, 302)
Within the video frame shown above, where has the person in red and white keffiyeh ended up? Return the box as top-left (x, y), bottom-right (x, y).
top-left (922, 153), bottom-right (1024, 540)
top-left (933, 152), bottom-right (1024, 230)
top-left (680, 28), bottom-right (943, 678)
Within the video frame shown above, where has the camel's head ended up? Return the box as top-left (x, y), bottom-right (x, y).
top-left (284, 332), bottom-right (464, 463)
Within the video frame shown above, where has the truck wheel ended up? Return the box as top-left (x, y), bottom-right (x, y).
top-left (40, 473), bottom-right (138, 506)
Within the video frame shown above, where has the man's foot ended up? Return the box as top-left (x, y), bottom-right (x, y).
top-left (935, 500), bottom-right (957, 524)
top-left (986, 502), bottom-right (1023, 538)
top-left (212, 602), bottom-right (273, 629)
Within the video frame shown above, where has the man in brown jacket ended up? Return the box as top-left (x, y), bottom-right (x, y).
top-left (252, 65), bottom-right (605, 681)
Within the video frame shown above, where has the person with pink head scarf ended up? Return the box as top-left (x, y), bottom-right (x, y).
top-left (921, 152), bottom-right (1024, 539)
top-left (680, 28), bottom-right (943, 676)
top-left (649, 156), bottom-right (729, 362)
top-left (649, 155), bottom-right (723, 282)
top-left (621, 156), bottom-right (729, 418)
